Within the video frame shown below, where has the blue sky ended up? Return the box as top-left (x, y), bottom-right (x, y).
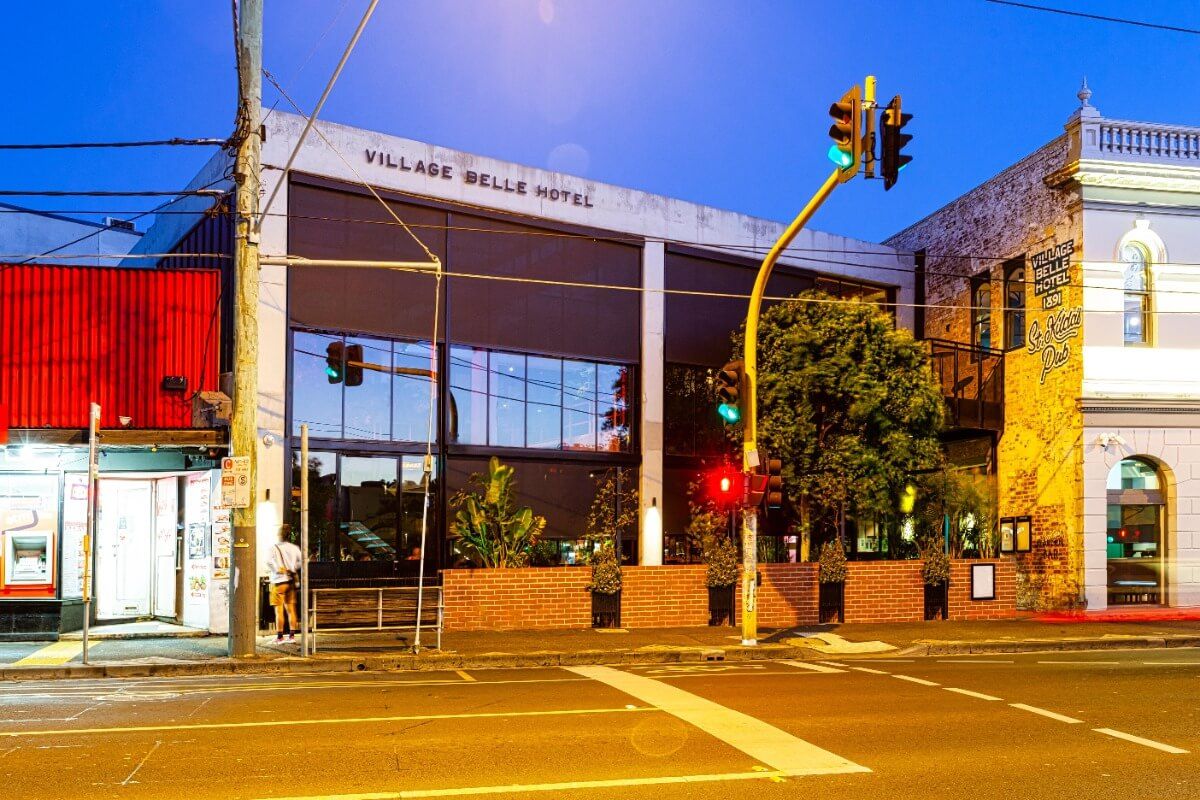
top-left (3, 0), bottom-right (1199, 244)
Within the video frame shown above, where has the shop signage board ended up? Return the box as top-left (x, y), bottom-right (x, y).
top-left (220, 456), bottom-right (251, 509)
top-left (1031, 239), bottom-right (1074, 310)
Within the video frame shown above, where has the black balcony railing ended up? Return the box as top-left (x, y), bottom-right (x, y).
top-left (926, 339), bottom-right (1004, 432)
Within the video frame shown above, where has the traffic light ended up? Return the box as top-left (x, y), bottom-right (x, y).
top-left (828, 85), bottom-right (862, 182)
top-left (344, 343), bottom-right (364, 387)
top-left (708, 465), bottom-right (744, 508)
top-left (325, 341), bottom-right (345, 384)
top-left (764, 457), bottom-right (783, 509)
top-left (714, 360), bottom-right (745, 425)
top-left (880, 94), bottom-right (913, 191)
top-left (899, 482), bottom-right (917, 515)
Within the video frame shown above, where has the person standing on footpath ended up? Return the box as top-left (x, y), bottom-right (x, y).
top-left (266, 524), bottom-right (303, 642)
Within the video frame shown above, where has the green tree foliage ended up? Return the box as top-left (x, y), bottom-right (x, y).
top-left (914, 468), bottom-right (997, 558)
top-left (449, 457), bottom-right (546, 567)
top-left (741, 292), bottom-right (945, 544)
top-left (588, 541), bottom-right (622, 594)
top-left (585, 468), bottom-right (639, 548)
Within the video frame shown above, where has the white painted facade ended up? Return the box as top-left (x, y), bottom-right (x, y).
top-left (138, 111), bottom-right (915, 577)
top-left (1065, 100), bottom-right (1200, 609)
top-left (0, 203), bottom-right (141, 262)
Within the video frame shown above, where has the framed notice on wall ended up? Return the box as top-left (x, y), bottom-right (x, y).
top-left (1015, 516), bottom-right (1033, 553)
top-left (971, 563), bottom-right (996, 601)
top-left (999, 518), bottom-right (1016, 554)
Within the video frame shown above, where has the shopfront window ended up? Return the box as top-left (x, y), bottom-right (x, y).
top-left (291, 330), bottom-right (437, 443)
top-left (1106, 457), bottom-right (1164, 605)
top-left (448, 346), bottom-right (633, 452)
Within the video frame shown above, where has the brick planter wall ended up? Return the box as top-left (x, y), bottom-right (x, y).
top-left (441, 567), bottom-right (591, 631)
top-left (620, 566), bottom-right (710, 628)
top-left (441, 558), bottom-right (1017, 631)
top-left (949, 559), bottom-right (1018, 620)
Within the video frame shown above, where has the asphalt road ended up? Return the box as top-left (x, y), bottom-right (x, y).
top-left (1, 649), bottom-right (1198, 799)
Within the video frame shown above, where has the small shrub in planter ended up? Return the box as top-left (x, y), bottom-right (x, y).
top-left (921, 540), bottom-right (950, 621)
top-left (703, 537), bottom-right (739, 626)
top-left (817, 540), bottom-right (847, 623)
top-left (588, 542), bottom-right (622, 628)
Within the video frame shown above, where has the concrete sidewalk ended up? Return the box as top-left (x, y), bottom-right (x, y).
top-left (3, 616), bottom-right (1199, 682)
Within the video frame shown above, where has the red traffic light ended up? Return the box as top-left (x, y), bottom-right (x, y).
top-left (707, 466), bottom-right (744, 507)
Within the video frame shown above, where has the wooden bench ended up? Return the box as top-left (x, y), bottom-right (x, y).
top-left (308, 586), bottom-right (442, 652)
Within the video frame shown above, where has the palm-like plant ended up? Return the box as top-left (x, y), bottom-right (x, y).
top-left (450, 457), bottom-right (546, 567)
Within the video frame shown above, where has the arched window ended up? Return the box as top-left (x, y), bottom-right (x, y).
top-left (1106, 457), bottom-right (1164, 605)
top-left (972, 280), bottom-right (991, 351)
top-left (1004, 261), bottom-right (1026, 350)
top-left (1121, 243), bottom-right (1151, 345)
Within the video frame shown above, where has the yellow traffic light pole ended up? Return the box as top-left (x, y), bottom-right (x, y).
top-left (739, 167), bottom-right (841, 646)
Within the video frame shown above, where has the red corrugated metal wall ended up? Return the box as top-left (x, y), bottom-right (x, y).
top-left (0, 264), bottom-right (220, 429)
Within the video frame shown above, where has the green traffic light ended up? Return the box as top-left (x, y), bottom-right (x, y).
top-left (325, 366), bottom-right (340, 379)
top-left (827, 144), bottom-right (853, 169)
top-left (717, 403), bottom-right (741, 424)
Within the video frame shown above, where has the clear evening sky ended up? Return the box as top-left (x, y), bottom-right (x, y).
top-left (3, 1), bottom-right (1198, 245)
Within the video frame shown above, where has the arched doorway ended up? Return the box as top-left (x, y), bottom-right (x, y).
top-left (1107, 458), bottom-right (1165, 605)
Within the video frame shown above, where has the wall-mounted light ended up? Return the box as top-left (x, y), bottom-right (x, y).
top-left (1097, 432), bottom-right (1127, 449)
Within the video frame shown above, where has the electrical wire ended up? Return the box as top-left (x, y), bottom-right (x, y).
top-left (0, 190), bottom-right (225, 197)
top-left (261, 0), bottom-right (352, 127)
top-left (985, 0), bottom-right (1200, 35)
top-left (0, 138), bottom-right (228, 150)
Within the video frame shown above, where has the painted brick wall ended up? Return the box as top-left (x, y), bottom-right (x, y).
top-left (949, 559), bottom-right (1019, 620)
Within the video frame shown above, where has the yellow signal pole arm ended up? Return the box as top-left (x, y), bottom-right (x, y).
top-left (742, 167), bottom-right (842, 461)
top-left (739, 165), bottom-right (843, 647)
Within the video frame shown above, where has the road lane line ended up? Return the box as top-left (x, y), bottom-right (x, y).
top-left (569, 665), bottom-right (869, 777)
top-left (892, 675), bottom-right (939, 687)
top-left (1037, 661), bottom-right (1119, 665)
top-left (0, 706), bottom-right (655, 739)
top-left (261, 769), bottom-right (794, 799)
top-left (1009, 703), bottom-right (1082, 724)
top-left (936, 659), bottom-right (1013, 664)
top-left (781, 660), bottom-right (845, 674)
top-left (819, 661), bottom-right (848, 667)
top-left (12, 641), bottom-right (84, 667)
top-left (121, 740), bottom-right (161, 785)
top-left (850, 667), bottom-right (888, 675)
top-left (1092, 728), bottom-right (1189, 754)
top-left (454, 670), bottom-right (476, 682)
top-left (943, 688), bottom-right (1002, 701)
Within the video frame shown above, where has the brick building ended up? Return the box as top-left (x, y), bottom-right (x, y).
top-left (888, 83), bottom-right (1200, 611)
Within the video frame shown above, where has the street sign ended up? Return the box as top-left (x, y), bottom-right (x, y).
top-left (220, 456), bottom-right (251, 509)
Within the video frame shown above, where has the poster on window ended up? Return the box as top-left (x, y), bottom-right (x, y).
top-left (1000, 518), bottom-right (1015, 554)
top-left (61, 473), bottom-right (90, 599)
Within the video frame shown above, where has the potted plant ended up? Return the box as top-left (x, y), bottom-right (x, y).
top-left (818, 539), bottom-right (847, 624)
top-left (588, 541), bottom-right (622, 628)
top-left (703, 536), bottom-right (739, 626)
top-left (449, 456), bottom-right (546, 567)
top-left (921, 539), bottom-right (951, 620)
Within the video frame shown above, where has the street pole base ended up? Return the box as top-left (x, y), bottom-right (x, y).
top-left (741, 639), bottom-right (758, 647)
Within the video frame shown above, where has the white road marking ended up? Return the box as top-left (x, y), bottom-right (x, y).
top-left (1009, 703), bottom-right (1082, 724)
top-left (936, 659), bottom-right (1014, 664)
top-left (1037, 661), bottom-right (1119, 665)
top-left (1092, 728), bottom-right (1189, 754)
top-left (850, 667), bottom-right (889, 675)
top-left (260, 769), bottom-right (794, 799)
top-left (819, 661), bottom-right (849, 667)
top-left (854, 658), bottom-right (913, 663)
top-left (121, 739), bottom-right (161, 785)
top-left (781, 660), bottom-right (845, 674)
top-left (892, 675), bottom-right (939, 687)
top-left (569, 665), bottom-right (869, 777)
top-left (0, 706), bottom-right (655, 739)
top-left (943, 688), bottom-right (1002, 701)
top-left (1141, 661), bottom-right (1200, 666)
top-left (454, 670), bottom-right (476, 682)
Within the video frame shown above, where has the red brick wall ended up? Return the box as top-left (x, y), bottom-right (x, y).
top-left (620, 566), bottom-right (710, 628)
top-left (441, 559), bottom-right (1016, 631)
top-left (441, 567), bottom-right (591, 631)
top-left (949, 559), bottom-right (1018, 620)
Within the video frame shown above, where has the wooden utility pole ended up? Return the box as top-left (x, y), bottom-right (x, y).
top-left (229, 0), bottom-right (262, 658)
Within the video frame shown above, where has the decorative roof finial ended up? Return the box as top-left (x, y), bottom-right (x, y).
top-left (1078, 76), bottom-right (1093, 108)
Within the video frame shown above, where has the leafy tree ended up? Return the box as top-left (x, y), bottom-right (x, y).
top-left (585, 468), bottom-right (638, 550)
top-left (738, 291), bottom-right (944, 555)
top-left (449, 457), bottom-right (546, 567)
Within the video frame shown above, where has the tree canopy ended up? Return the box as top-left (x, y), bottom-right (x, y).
top-left (740, 291), bottom-right (945, 540)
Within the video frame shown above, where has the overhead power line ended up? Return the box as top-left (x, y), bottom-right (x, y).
top-left (0, 189), bottom-right (225, 197)
top-left (0, 138), bottom-right (228, 151)
top-left (985, 0), bottom-right (1200, 35)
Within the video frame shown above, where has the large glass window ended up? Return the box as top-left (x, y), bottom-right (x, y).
top-left (448, 346), bottom-right (633, 452)
top-left (1122, 243), bottom-right (1151, 345)
top-left (291, 330), bottom-right (437, 443)
top-left (1106, 458), bottom-right (1164, 605)
top-left (1003, 262), bottom-right (1026, 351)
